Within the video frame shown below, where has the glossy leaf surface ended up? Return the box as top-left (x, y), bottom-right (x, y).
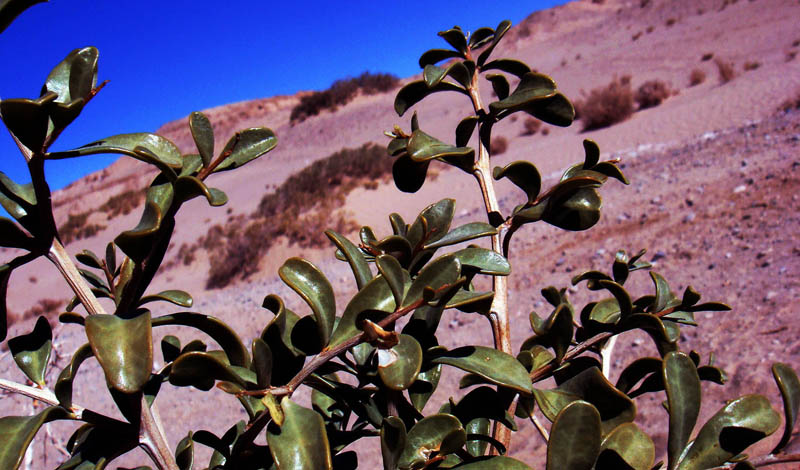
top-left (398, 414), bottom-right (466, 470)
top-left (0, 0), bottom-right (46, 33)
top-left (381, 417), bottom-right (407, 470)
top-left (378, 334), bottom-right (423, 390)
top-left (0, 407), bottom-right (69, 470)
top-left (266, 398), bottom-right (332, 470)
top-left (432, 346), bottom-right (532, 393)
top-left (598, 423), bottom-right (655, 470)
top-left (153, 312), bottom-right (249, 367)
top-left (279, 258), bottom-right (336, 348)
top-left (85, 311), bottom-right (153, 393)
top-left (771, 362), bottom-right (800, 453)
top-left (547, 401), bottom-right (601, 470)
top-left (8, 316), bottom-right (52, 387)
top-left (395, 80), bottom-right (466, 116)
top-left (189, 111), bottom-right (214, 166)
top-left (139, 290), bottom-right (193, 308)
top-left (329, 274), bottom-right (397, 348)
top-left (326, 230), bottom-right (372, 290)
top-left (664, 352), bottom-right (701, 470)
top-left (215, 127), bottom-right (277, 172)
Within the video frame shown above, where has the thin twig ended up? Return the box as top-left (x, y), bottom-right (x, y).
top-left (708, 453), bottom-right (800, 469)
top-left (529, 414), bottom-right (550, 442)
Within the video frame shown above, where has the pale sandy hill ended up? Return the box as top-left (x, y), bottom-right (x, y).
top-left (2, 0), bottom-right (800, 467)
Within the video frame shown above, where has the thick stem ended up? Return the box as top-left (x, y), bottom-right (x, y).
top-left (467, 63), bottom-right (515, 454)
top-left (708, 454), bottom-right (800, 469)
top-left (47, 240), bottom-right (108, 316)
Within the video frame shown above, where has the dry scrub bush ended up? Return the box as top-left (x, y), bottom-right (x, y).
top-left (578, 75), bottom-right (635, 130)
top-left (490, 135), bottom-right (509, 154)
top-left (290, 72), bottom-right (399, 123)
top-left (715, 58), bottom-right (736, 83)
top-left (634, 79), bottom-right (672, 109)
top-left (522, 117), bottom-right (541, 135)
top-left (206, 143), bottom-right (393, 287)
top-left (689, 68), bottom-right (706, 86)
top-left (743, 61), bottom-right (761, 71)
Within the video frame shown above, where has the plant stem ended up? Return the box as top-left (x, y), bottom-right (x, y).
top-left (708, 453), bottom-right (800, 469)
top-left (47, 240), bottom-right (108, 316)
top-left (466, 58), bottom-right (514, 454)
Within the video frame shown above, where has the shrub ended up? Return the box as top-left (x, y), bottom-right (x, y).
top-left (743, 60), bottom-right (761, 71)
top-left (522, 117), bottom-right (542, 135)
top-left (490, 135), bottom-right (508, 154)
top-left (715, 57), bottom-right (736, 83)
top-left (1, 7), bottom-right (798, 470)
top-left (635, 79), bottom-right (672, 109)
top-left (689, 68), bottom-right (706, 86)
top-left (99, 188), bottom-right (144, 218)
top-left (701, 52), bottom-right (714, 61)
top-left (578, 75), bottom-right (635, 130)
top-left (290, 71), bottom-right (399, 123)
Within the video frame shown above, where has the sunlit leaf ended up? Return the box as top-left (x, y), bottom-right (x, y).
top-left (378, 334), bottom-right (422, 390)
top-left (215, 127), bottom-right (277, 172)
top-left (597, 423), bottom-right (655, 470)
top-left (266, 398), bottom-right (332, 470)
top-left (280, 257), bottom-right (336, 349)
top-left (494, 160), bottom-right (541, 204)
top-left (547, 401), bottom-right (601, 470)
top-left (0, 407), bottom-right (70, 470)
top-left (663, 352), bottom-right (701, 470)
top-left (153, 312), bottom-right (249, 367)
top-left (395, 80), bottom-right (467, 117)
top-left (432, 346), bottom-right (531, 394)
top-left (8, 316), bottom-right (52, 387)
top-left (326, 230), bottom-right (372, 290)
top-left (477, 20), bottom-right (511, 66)
top-left (398, 414), bottom-right (466, 470)
top-left (86, 311), bottom-right (152, 393)
top-left (189, 111), bottom-right (214, 167)
top-left (771, 363), bottom-right (800, 453)
top-left (139, 289), bottom-right (193, 308)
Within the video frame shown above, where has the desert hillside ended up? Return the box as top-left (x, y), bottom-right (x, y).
top-left (2, 0), bottom-right (800, 467)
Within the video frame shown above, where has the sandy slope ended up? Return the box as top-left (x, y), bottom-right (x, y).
top-left (2, 0), bottom-right (800, 467)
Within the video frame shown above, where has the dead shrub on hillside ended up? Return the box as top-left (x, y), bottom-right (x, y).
top-left (60, 213), bottom-right (106, 244)
top-left (578, 75), bottom-right (634, 131)
top-left (522, 118), bottom-right (542, 136)
top-left (290, 72), bottom-right (399, 124)
top-left (715, 58), bottom-right (736, 83)
top-left (99, 189), bottom-right (144, 218)
top-left (635, 80), bottom-right (672, 109)
top-left (743, 61), bottom-right (760, 71)
top-left (490, 136), bottom-right (509, 155)
top-left (689, 68), bottom-right (706, 86)
top-left (205, 143), bottom-right (393, 287)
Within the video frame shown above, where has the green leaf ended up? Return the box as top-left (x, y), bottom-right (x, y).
top-left (446, 290), bottom-right (493, 314)
top-left (423, 222), bottom-right (496, 250)
top-left (8, 316), bottom-right (52, 387)
top-left (650, 272), bottom-right (673, 312)
top-left (381, 417), bottom-right (407, 470)
top-left (398, 414), bottom-right (466, 470)
top-left (214, 127), bottom-right (277, 172)
top-left (267, 398), bottom-right (332, 470)
top-left (524, 303), bottom-right (573, 363)
top-left (438, 27), bottom-right (467, 53)
top-left (392, 154), bottom-right (429, 193)
top-left (468, 27), bottom-right (495, 49)
top-left (493, 160), bottom-right (542, 204)
top-left (251, 337), bottom-right (272, 388)
top-left (663, 352), bottom-right (701, 470)
top-left (0, 172), bottom-right (36, 224)
top-left (486, 74), bottom-right (510, 100)
top-left (0, 0), bottom-right (47, 33)
top-left (410, 362), bottom-right (442, 412)
top-left (542, 185), bottom-right (602, 231)
top-left (451, 456), bottom-right (532, 469)
top-left (533, 388), bottom-right (580, 422)
top-left (432, 346), bottom-right (532, 394)
top-left (771, 363), bottom-right (800, 453)
top-left (85, 311), bottom-right (153, 393)
top-left (557, 366), bottom-right (636, 434)
top-left (597, 423), bottom-right (655, 470)
top-left (547, 401), bottom-right (601, 470)
top-left (395, 80), bottom-right (467, 116)
top-left (189, 112), bottom-right (214, 167)
top-left (489, 72), bottom-right (556, 117)
top-left (402, 255), bottom-right (461, 308)
top-left (455, 115), bottom-right (479, 148)
top-left (0, 97), bottom-right (50, 152)
top-left (376, 254), bottom-right (409, 307)
top-left (54, 343), bottom-right (93, 408)
top-left (279, 258), bottom-right (336, 348)
top-left (168, 351), bottom-right (253, 390)
top-left (152, 312), bottom-right (250, 367)
top-left (522, 92), bottom-right (575, 127)
top-left (677, 395), bottom-right (781, 470)
top-left (423, 62), bottom-right (471, 89)
top-left (175, 432), bottom-right (194, 470)
top-left (329, 275), bottom-right (397, 348)
top-left (139, 289), bottom-right (193, 308)
top-left (326, 230), bottom-right (372, 290)
top-left (451, 386), bottom-right (517, 432)
top-left (452, 247), bottom-right (510, 276)
top-left (174, 176), bottom-right (228, 206)
top-left (378, 334), bottom-right (423, 390)
top-left (0, 217), bottom-right (33, 250)
top-left (43, 46), bottom-right (98, 105)
top-left (418, 49), bottom-right (463, 68)
top-left (75, 249), bottom-right (102, 269)
top-left (481, 59), bottom-right (532, 78)
top-left (477, 20), bottom-right (512, 66)
top-left (49, 133), bottom-right (182, 173)
top-left (407, 198), bottom-right (456, 249)
top-left (0, 407), bottom-right (70, 470)
top-left (406, 129), bottom-right (474, 164)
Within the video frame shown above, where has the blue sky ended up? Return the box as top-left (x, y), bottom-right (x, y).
top-left (0, 1), bottom-right (568, 190)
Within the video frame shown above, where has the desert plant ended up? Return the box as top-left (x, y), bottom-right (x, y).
top-left (578, 75), bottom-right (635, 130)
top-left (689, 68), bottom-right (706, 86)
top-left (290, 72), bottom-right (400, 124)
top-left (1, 5), bottom-right (799, 470)
top-left (715, 58), bottom-right (736, 83)
top-left (743, 60), bottom-right (761, 71)
top-left (635, 79), bottom-right (672, 109)
top-left (490, 135), bottom-right (509, 154)
top-left (522, 117), bottom-right (542, 135)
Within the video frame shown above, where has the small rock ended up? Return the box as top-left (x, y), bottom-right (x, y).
top-left (651, 250), bottom-right (667, 262)
top-left (596, 248), bottom-right (606, 256)
top-left (555, 257), bottom-right (566, 266)
top-left (733, 185), bottom-right (747, 193)
top-left (682, 212), bottom-right (696, 223)
top-left (764, 291), bottom-right (778, 302)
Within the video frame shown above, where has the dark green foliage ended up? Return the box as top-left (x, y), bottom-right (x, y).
top-left (0, 9), bottom-right (797, 470)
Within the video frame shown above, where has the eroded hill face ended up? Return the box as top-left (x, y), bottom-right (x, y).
top-left (2, 0), bottom-right (800, 466)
